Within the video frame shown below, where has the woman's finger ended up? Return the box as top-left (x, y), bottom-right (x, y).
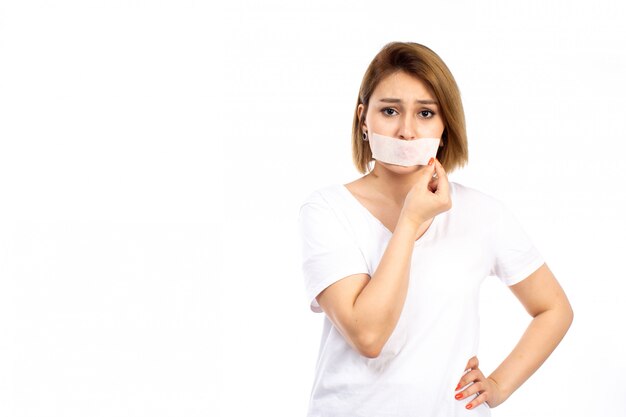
top-left (457, 374), bottom-right (486, 395)
top-left (464, 355), bottom-right (479, 372)
top-left (414, 160), bottom-right (437, 189)
top-left (454, 369), bottom-right (489, 409)
top-left (432, 158), bottom-right (449, 197)
top-left (428, 175), bottom-right (439, 193)
top-left (455, 359), bottom-right (503, 409)
top-left (464, 390), bottom-right (490, 410)
top-left (455, 369), bottom-right (481, 391)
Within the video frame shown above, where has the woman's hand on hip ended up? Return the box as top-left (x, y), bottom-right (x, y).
top-left (454, 356), bottom-right (506, 409)
top-left (400, 157), bottom-right (451, 227)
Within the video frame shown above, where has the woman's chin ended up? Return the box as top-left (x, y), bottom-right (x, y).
top-left (375, 160), bottom-right (426, 174)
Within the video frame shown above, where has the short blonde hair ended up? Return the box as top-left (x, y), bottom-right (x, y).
top-left (352, 42), bottom-right (468, 174)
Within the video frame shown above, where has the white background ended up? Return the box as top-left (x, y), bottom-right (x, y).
top-left (1, 1), bottom-right (624, 416)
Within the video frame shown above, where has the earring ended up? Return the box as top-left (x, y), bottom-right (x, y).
top-left (362, 131), bottom-right (368, 141)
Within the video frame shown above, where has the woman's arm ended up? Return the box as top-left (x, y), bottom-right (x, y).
top-left (454, 263), bottom-right (574, 409)
top-left (316, 214), bottom-right (425, 358)
top-left (316, 159), bottom-right (451, 359)
top-left (489, 263), bottom-right (574, 400)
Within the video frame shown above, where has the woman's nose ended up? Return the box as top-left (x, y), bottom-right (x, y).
top-left (398, 114), bottom-right (418, 140)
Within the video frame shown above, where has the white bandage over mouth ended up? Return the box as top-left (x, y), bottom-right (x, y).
top-left (369, 132), bottom-right (440, 167)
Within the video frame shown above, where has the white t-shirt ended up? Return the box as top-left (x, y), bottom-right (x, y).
top-left (298, 181), bottom-right (545, 417)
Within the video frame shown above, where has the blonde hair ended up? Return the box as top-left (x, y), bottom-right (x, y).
top-left (352, 42), bottom-right (468, 174)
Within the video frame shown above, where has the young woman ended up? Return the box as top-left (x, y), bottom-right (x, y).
top-left (298, 42), bottom-right (573, 416)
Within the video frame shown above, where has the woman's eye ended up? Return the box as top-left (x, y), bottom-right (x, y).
top-left (382, 108), bottom-right (398, 116)
top-left (420, 110), bottom-right (435, 118)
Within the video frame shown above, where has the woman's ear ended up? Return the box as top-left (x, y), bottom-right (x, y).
top-left (357, 104), bottom-right (367, 132)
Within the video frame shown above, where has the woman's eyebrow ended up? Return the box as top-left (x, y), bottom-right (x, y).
top-left (378, 98), bottom-right (439, 105)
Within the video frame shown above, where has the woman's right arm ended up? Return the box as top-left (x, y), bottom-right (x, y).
top-left (316, 159), bottom-right (451, 358)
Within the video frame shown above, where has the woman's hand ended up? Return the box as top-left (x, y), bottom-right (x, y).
top-left (399, 157), bottom-right (451, 228)
top-left (454, 356), bottom-right (507, 409)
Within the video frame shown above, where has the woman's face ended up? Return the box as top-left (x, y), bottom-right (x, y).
top-left (358, 71), bottom-right (445, 173)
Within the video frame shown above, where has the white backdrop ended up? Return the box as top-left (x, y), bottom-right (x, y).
top-left (1, 1), bottom-right (625, 416)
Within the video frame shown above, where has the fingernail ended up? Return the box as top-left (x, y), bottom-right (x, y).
top-left (455, 383), bottom-right (461, 391)
top-left (455, 393), bottom-right (463, 400)
top-left (428, 157), bottom-right (434, 166)
top-left (466, 403), bottom-right (473, 409)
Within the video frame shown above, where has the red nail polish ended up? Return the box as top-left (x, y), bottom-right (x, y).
top-left (455, 393), bottom-right (463, 400)
top-left (455, 383), bottom-right (461, 391)
top-left (466, 403), bottom-right (473, 409)
top-left (428, 157), bottom-right (434, 166)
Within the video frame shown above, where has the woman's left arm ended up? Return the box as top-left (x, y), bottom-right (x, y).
top-left (454, 263), bottom-right (574, 409)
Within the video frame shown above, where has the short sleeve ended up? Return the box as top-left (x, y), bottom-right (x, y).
top-left (489, 201), bottom-right (545, 286)
top-left (298, 193), bottom-right (370, 313)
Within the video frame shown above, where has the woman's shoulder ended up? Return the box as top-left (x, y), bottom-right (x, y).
top-left (298, 184), bottom-right (361, 232)
top-left (299, 184), bottom-right (347, 208)
top-left (449, 181), bottom-right (506, 213)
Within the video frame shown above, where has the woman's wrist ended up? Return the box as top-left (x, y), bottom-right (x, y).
top-left (397, 212), bottom-right (426, 235)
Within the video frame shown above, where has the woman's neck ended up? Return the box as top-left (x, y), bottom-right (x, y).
top-left (364, 162), bottom-right (428, 206)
